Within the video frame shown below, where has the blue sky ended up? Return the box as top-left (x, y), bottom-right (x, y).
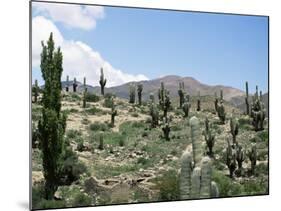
top-left (32, 2), bottom-right (268, 93)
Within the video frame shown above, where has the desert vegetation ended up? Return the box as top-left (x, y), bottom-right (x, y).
top-left (31, 34), bottom-right (268, 209)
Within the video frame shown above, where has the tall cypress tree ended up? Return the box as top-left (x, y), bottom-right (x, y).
top-left (38, 33), bottom-right (66, 199)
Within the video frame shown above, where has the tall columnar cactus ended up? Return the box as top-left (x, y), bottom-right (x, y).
top-left (190, 116), bottom-right (203, 167)
top-left (98, 133), bottom-right (104, 150)
top-left (182, 95), bottom-right (191, 118)
top-left (197, 91), bottom-right (201, 111)
top-left (250, 86), bottom-right (266, 131)
top-left (236, 144), bottom-right (245, 176)
top-left (217, 100), bottom-right (226, 124)
top-left (38, 33), bottom-right (67, 199)
top-left (203, 118), bottom-right (215, 156)
top-left (149, 102), bottom-right (159, 128)
top-left (158, 81), bottom-right (166, 109)
top-left (163, 91), bottom-right (171, 118)
top-left (178, 81), bottom-right (185, 108)
top-left (111, 97), bottom-right (117, 127)
top-left (230, 117), bottom-right (239, 145)
top-left (82, 87), bottom-right (87, 108)
top-left (66, 75), bottom-right (69, 92)
top-left (247, 144), bottom-right (257, 175)
top-left (129, 83), bottom-right (136, 104)
top-left (220, 89), bottom-right (223, 101)
top-left (162, 117), bottom-right (171, 141)
top-left (180, 151), bottom-right (219, 199)
top-left (73, 77), bottom-right (78, 92)
top-left (137, 83), bottom-right (143, 106)
top-left (83, 77), bottom-right (86, 88)
top-left (200, 157), bottom-right (212, 198)
top-left (99, 68), bottom-right (107, 95)
top-left (149, 92), bottom-right (155, 103)
top-left (225, 139), bottom-right (237, 178)
top-left (214, 92), bottom-right (218, 112)
top-left (245, 81), bottom-right (250, 115)
top-left (33, 79), bottom-right (39, 103)
top-left (180, 151), bottom-right (192, 199)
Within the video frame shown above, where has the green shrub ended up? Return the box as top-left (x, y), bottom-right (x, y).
top-left (76, 138), bottom-right (84, 152)
top-left (72, 192), bottom-right (92, 207)
top-left (85, 92), bottom-right (100, 102)
top-left (154, 170), bottom-right (180, 201)
top-left (81, 118), bottom-right (90, 125)
top-left (85, 106), bottom-right (103, 115)
top-left (212, 170), bottom-right (244, 197)
top-left (66, 129), bottom-right (82, 139)
top-left (89, 122), bottom-right (108, 131)
top-left (137, 157), bottom-right (149, 166)
top-left (119, 138), bottom-right (125, 147)
top-left (103, 93), bottom-right (115, 108)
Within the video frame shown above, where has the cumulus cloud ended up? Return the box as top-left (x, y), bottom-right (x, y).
top-left (32, 2), bottom-right (104, 30)
top-left (32, 16), bottom-right (148, 87)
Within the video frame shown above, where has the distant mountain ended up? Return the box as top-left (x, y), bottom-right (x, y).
top-left (60, 75), bottom-right (245, 101)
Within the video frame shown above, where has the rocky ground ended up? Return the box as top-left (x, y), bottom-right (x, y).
top-left (31, 91), bottom-right (269, 209)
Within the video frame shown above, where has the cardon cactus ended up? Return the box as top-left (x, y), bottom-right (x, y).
top-left (163, 91), bottom-right (171, 118)
top-left (137, 83), bottom-right (143, 106)
top-left (197, 91), bottom-right (201, 111)
top-left (230, 117), bottom-right (239, 145)
top-left (149, 92), bottom-right (155, 103)
top-left (247, 144), bottom-right (257, 175)
top-left (220, 89), bottom-right (223, 101)
top-left (129, 83), bottom-right (136, 104)
top-left (225, 139), bottom-right (237, 178)
top-left (149, 102), bottom-right (159, 128)
top-left (82, 87), bottom-right (87, 108)
top-left (214, 92), bottom-right (218, 112)
top-left (245, 81), bottom-right (250, 115)
top-left (73, 77), bottom-right (78, 92)
top-left (66, 75), bottom-right (69, 92)
top-left (250, 87), bottom-right (266, 131)
top-left (203, 118), bottom-right (215, 156)
top-left (179, 151), bottom-right (192, 199)
top-left (83, 77), bottom-right (86, 87)
top-left (158, 81), bottom-right (166, 109)
top-left (33, 79), bottom-right (39, 103)
top-left (236, 144), bottom-right (245, 176)
top-left (200, 157), bottom-right (212, 198)
top-left (182, 95), bottom-right (191, 118)
top-left (190, 116), bottom-right (203, 167)
top-left (99, 68), bottom-right (107, 95)
top-left (111, 97), bottom-right (117, 127)
top-left (180, 152), bottom-right (219, 199)
top-left (98, 133), bottom-right (104, 150)
top-left (178, 81), bottom-right (185, 108)
top-left (217, 100), bottom-right (226, 124)
top-left (162, 117), bottom-right (171, 141)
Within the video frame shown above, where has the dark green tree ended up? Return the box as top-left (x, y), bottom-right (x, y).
top-left (38, 33), bottom-right (67, 199)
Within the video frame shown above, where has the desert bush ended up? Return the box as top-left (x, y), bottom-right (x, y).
top-left (137, 157), bottom-right (149, 166)
top-left (72, 192), bottom-right (92, 207)
top-left (76, 137), bottom-right (84, 152)
top-left (89, 122), bottom-right (108, 132)
top-left (85, 92), bottom-right (100, 102)
top-left (32, 185), bottom-right (66, 209)
top-left (131, 112), bottom-right (139, 117)
top-left (103, 93), bottom-right (115, 108)
top-left (212, 170), bottom-right (243, 197)
top-left (154, 170), bottom-right (180, 201)
top-left (59, 146), bottom-right (88, 185)
top-left (67, 129), bottom-right (82, 139)
top-left (85, 106), bottom-right (103, 115)
top-left (81, 118), bottom-right (90, 125)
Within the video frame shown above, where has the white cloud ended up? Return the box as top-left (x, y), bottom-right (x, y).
top-left (32, 2), bottom-right (104, 30)
top-left (32, 16), bottom-right (148, 87)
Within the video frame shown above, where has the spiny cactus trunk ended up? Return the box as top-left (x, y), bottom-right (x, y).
top-left (245, 81), bottom-right (250, 115)
top-left (82, 88), bottom-right (87, 108)
top-left (73, 78), bottom-right (77, 93)
top-left (190, 116), bottom-right (203, 167)
top-left (180, 151), bottom-right (192, 200)
top-left (200, 157), bottom-right (212, 198)
top-left (99, 68), bottom-right (107, 96)
top-left (162, 118), bottom-right (170, 141)
top-left (66, 75), bottom-right (69, 92)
